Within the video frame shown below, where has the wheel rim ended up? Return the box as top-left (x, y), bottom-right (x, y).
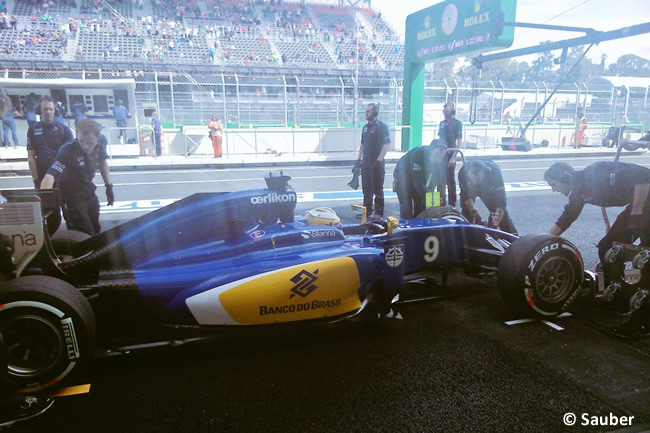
top-left (442, 214), bottom-right (467, 223)
top-left (535, 256), bottom-right (576, 304)
top-left (4, 314), bottom-right (64, 377)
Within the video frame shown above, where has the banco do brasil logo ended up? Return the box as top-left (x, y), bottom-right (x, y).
top-left (289, 269), bottom-right (319, 298)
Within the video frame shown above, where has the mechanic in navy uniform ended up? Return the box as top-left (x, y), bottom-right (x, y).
top-left (151, 110), bottom-right (162, 156)
top-left (356, 102), bottom-right (391, 219)
top-left (393, 139), bottom-right (447, 219)
top-left (545, 161), bottom-right (650, 336)
top-left (545, 161), bottom-right (650, 262)
top-left (113, 99), bottom-right (130, 142)
top-left (40, 119), bottom-right (114, 236)
top-left (0, 88), bottom-right (55, 429)
top-left (438, 102), bottom-right (463, 208)
top-left (27, 96), bottom-right (74, 234)
top-left (459, 159), bottom-right (517, 234)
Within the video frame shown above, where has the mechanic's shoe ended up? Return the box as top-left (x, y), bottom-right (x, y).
top-left (0, 395), bottom-right (54, 429)
top-left (611, 322), bottom-right (650, 338)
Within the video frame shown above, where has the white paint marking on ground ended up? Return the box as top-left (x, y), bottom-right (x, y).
top-left (505, 318), bottom-right (536, 326)
top-left (542, 321), bottom-right (565, 331)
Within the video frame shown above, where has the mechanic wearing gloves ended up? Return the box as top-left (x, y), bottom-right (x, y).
top-left (459, 159), bottom-right (518, 234)
top-left (545, 161), bottom-right (650, 261)
top-left (27, 95), bottom-right (75, 234)
top-left (545, 161), bottom-right (650, 337)
top-left (393, 139), bottom-right (447, 218)
top-left (40, 119), bottom-right (114, 236)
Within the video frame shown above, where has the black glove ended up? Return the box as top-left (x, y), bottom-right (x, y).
top-left (471, 210), bottom-right (483, 225)
top-left (33, 178), bottom-right (40, 189)
top-left (628, 213), bottom-right (643, 232)
top-left (106, 183), bottom-right (115, 206)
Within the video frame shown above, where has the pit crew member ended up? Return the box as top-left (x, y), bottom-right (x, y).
top-left (545, 161), bottom-right (650, 262)
top-left (27, 96), bottom-right (74, 234)
top-left (393, 139), bottom-right (447, 218)
top-left (40, 119), bottom-right (114, 235)
top-left (459, 159), bottom-right (517, 234)
top-left (438, 102), bottom-right (462, 208)
top-left (357, 103), bottom-right (390, 219)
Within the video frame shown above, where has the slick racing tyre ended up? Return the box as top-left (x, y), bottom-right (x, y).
top-left (497, 234), bottom-right (584, 317)
top-left (39, 230), bottom-right (91, 280)
top-left (0, 276), bottom-right (96, 392)
top-left (416, 206), bottom-right (467, 222)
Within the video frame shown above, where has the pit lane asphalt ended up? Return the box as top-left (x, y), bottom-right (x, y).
top-left (15, 274), bottom-right (650, 433)
top-left (8, 154), bottom-right (650, 433)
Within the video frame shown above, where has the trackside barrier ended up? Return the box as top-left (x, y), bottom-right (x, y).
top-left (124, 123), bottom-right (645, 157)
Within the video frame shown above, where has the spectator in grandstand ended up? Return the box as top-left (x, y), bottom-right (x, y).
top-left (438, 102), bottom-right (462, 208)
top-left (357, 102), bottom-right (390, 219)
top-left (151, 111), bottom-right (162, 156)
top-left (113, 99), bottom-right (130, 143)
top-left (27, 96), bottom-right (74, 234)
top-left (459, 159), bottom-right (517, 234)
top-left (208, 114), bottom-right (223, 158)
top-left (393, 139), bottom-right (447, 219)
top-left (2, 104), bottom-right (20, 148)
top-left (40, 119), bottom-right (114, 236)
top-left (23, 92), bottom-right (38, 129)
top-left (72, 101), bottom-right (87, 126)
top-left (574, 109), bottom-right (588, 148)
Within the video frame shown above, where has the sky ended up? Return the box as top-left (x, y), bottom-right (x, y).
top-left (368, 0), bottom-right (650, 66)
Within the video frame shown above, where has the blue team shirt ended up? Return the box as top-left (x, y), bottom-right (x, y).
top-left (46, 136), bottom-right (108, 201)
top-left (27, 121), bottom-right (74, 178)
top-left (361, 119), bottom-right (390, 163)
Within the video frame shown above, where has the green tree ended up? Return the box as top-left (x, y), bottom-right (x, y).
top-left (606, 54), bottom-right (650, 77)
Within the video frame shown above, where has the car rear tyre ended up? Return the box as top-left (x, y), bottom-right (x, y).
top-left (416, 206), bottom-right (467, 222)
top-left (0, 275), bottom-right (95, 392)
top-left (497, 234), bottom-right (584, 317)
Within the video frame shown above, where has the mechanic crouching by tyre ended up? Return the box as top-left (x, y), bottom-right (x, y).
top-left (545, 161), bottom-right (650, 337)
top-left (40, 119), bottom-right (114, 236)
top-left (459, 160), bottom-right (518, 234)
top-left (393, 139), bottom-right (447, 219)
top-left (0, 88), bottom-right (55, 428)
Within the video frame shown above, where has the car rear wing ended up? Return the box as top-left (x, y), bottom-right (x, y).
top-left (0, 189), bottom-right (59, 277)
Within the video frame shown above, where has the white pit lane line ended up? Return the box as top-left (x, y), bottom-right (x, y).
top-left (100, 182), bottom-right (554, 214)
top-left (505, 313), bottom-right (572, 331)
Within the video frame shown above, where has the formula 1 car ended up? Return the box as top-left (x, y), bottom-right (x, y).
top-left (0, 174), bottom-right (591, 392)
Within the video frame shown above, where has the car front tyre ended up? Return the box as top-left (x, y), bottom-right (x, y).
top-left (498, 234), bottom-right (584, 317)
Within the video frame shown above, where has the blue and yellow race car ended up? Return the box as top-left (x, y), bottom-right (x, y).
top-left (0, 173), bottom-right (585, 391)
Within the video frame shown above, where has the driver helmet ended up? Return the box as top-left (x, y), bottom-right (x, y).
top-left (305, 207), bottom-right (340, 227)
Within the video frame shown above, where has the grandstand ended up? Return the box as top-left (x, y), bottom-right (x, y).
top-left (0, 0), bottom-right (648, 134)
top-left (1, 0), bottom-right (403, 74)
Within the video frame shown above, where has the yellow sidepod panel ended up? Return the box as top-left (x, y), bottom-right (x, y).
top-left (219, 257), bottom-right (361, 324)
